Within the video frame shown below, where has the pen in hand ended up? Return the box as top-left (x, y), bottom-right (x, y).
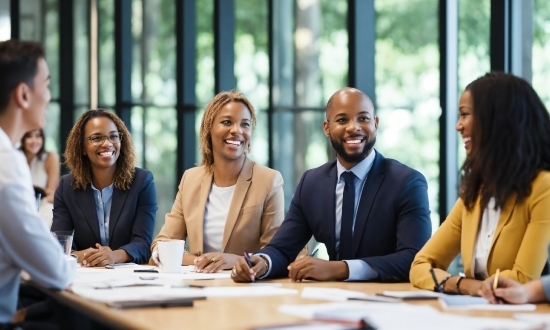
top-left (243, 252), bottom-right (255, 283)
top-left (309, 248), bottom-right (319, 257)
top-left (429, 268), bottom-right (442, 293)
top-left (493, 268), bottom-right (502, 303)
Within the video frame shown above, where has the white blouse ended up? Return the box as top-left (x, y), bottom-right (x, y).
top-left (473, 198), bottom-right (501, 279)
top-left (203, 183), bottom-right (235, 253)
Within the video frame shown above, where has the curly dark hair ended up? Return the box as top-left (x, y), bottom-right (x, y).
top-left (199, 90), bottom-right (256, 172)
top-left (460, 72), bottom-right (550, 211)
top-left (64, 109), bottom-right (136, 190)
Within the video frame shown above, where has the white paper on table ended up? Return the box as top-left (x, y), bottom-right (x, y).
top-left (202, 286), bottom-right (298, 297)
top-left (301, 287), bottom-right (399, 303)
top-left (439, 295), bottom-right (537, 311)
top-left (72, 265), bottom-right (230, 283)
top-left (70, 285), bottom-right (206, 303)
top-left (514, 313), bottom-right (550, 329)
top-left (278, 302), bottom-right (535, 330)
top-left (380, 290), bottom-right (443, 299)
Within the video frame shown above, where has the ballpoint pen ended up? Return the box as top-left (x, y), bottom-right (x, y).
top-left (243, 252), bottom-right (255, 283)
top-left (429, 268), bottom-right (442, 293)
top-left (309, 248), bottom-right (319, 257)
top-left (134, 269), bottom-right (158, 273)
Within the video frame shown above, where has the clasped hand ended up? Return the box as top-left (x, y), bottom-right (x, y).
top-left (193, 252), bottom-right (240, 273)
top-left (74, 243), bottom-right (119, 267)
top-left (231, 255), bottom-right (348, 283)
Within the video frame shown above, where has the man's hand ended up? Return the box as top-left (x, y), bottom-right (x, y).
top-left (11, 308), bottom-right (26, 324)
top-left (72, 248), bottom-right (95, 263)
top-left (287, 257), bottom-right (349, 282)
top-left (194, 252), bottom-right (240, 273)
top-left (82, 243), bottom-right (129, 267)
top-left (231, 255), bottom-right (267, 283)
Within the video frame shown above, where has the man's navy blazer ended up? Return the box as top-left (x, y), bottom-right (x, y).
top-left (259, 151), bottom-right (431, 282)
top-left (51, 168), bottom-right (157, 264)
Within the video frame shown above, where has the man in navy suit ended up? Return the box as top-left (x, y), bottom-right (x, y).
top-left (231, 87), bottom-right (431, 282)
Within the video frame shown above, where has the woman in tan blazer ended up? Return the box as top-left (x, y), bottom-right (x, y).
top-left (410, 73), bottom-right (550, 295)
top-left (151, 91), bottom-right (284, 272)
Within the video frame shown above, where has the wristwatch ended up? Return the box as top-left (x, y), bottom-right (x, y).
top-left (257, 254), bottom-right (270, 274)
top-left (456, 272), bottom-right (466, 294)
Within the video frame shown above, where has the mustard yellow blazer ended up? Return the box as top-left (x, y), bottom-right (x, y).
top-left (151, 157), bottom-right (284, 258)
top-left (410, 171), bottom-right (550, 289)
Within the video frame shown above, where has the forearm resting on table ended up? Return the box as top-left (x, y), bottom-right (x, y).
top-left (443, 276), bottom-right (482, 296)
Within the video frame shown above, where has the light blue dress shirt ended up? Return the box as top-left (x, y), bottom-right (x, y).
top-left (90, 182), bottom-right (114, 246)
top-left (335, 150), bottom-right (378, 280)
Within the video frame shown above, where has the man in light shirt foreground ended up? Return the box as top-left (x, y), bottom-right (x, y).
top-left (0, 39), bottom-right (74, 329)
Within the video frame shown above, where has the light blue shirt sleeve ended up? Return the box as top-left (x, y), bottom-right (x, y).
top-left (344, 259), bottom-right (379, 281)
top-left (541, 276), bottom-right (550, 302)
top-left (255, 253), bottom-right (273, 279)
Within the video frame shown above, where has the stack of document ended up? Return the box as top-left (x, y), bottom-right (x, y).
top-left (278, 302), bottom-right (537, 330)
top-left (438, 295), bottom-right (536, 311)
top-left (70, 264), bottom-right (297, 306)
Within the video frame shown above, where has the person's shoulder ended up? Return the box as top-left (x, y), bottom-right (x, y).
top-left (134, 167), bottom-right (151, 177)
top-left (0, 147), bottom-right (28, 186)
top-left (531, 170), bottom-right (550, 192)
top-left (250, 161), bottom-right (280, 177)
top-left (379, 155), bottom-right (427, 186)
top-left (382, 156), bottom-right (424, 177)
top-left (308, 159), bottom-right (337, 175)
top-left (133, 167), bottom-right (156, 184)
top-left (59, 173), bottom-right (74, 185)
top-left (45, 150), bottom-right (60, 162)
top-left (182, 164), bottom-right (208, 178)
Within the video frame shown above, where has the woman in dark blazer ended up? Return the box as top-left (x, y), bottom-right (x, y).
top-left (52, 109), bottom-right (157, 266)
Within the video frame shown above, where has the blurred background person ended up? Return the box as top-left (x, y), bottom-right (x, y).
top-left (20, 128), bottom-right (59, 227)
top-left (52, 109), bottom-right (157, 266)
top-left (410, 72), bottom-right (550, 295)
top-left (151, 90), bottom-right (284, 273)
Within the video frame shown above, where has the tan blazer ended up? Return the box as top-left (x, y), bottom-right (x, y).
top-left (151, 158), bottom-right (284, 258)
top-left (410, 171), bottom-right (550, 289)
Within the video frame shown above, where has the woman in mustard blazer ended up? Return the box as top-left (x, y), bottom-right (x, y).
top-left (151, 91), bottom-right (284, 272)
top-left (410, 73), bottom-right (550, 295)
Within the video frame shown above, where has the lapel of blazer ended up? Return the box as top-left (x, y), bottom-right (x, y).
top-left (222, 158), bottom-right (253, 251)
top-left (489, 195), bottom-right (516, 255)
top-left (191, 169), bottom-right (213, 254)
top-left (77, 185), bottom-right (101, 243)
top-left (323, 161), bottom-right (338, 260)
top-left (351, 151), bottom-right (385, 257)
top-left (462, 196), bottom-right (482, 278)
top-left (109, 186), bottom-right (130, 243)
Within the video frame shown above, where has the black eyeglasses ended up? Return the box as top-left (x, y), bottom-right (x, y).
top-left (85, 132), bottom-right (123, 146)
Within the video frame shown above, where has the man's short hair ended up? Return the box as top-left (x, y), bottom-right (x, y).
top-left (0, 40), bottom-right (45, 113)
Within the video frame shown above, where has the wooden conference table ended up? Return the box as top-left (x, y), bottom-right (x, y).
top-left (32, 275), bottom-right (550, 330)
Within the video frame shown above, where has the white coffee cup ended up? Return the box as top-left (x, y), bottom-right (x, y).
top-left (157, 239), bottom-right (185, 273)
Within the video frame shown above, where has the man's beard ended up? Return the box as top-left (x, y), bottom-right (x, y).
top-left (330, 136), bottom-right (376, 164)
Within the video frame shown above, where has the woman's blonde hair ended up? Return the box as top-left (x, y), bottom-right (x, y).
top-left (64, 109), bottom-right (136, 190)
top-left (199, 90), bottom-right (256, 172)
